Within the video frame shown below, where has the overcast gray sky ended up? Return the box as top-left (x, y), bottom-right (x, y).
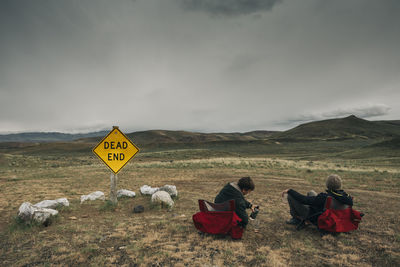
top-left (1, 0), bottom-right (399, 133)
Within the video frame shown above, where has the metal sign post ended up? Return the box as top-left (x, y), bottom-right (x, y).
top-left (93, 126), bottom-right (139, 204)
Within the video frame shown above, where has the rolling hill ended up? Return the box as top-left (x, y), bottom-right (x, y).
top-left (272, 115), bottom-right (400, 140)
top-left (1, 115), bottom-right (400, 146)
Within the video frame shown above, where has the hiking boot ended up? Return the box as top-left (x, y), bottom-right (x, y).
top-left (286, 217), bottom-right (301, 225)
top-left (296, 221), bottom-right (307, 230)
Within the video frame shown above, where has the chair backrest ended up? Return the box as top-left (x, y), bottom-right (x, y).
top-left (198, 199), bottom-right (235, 212)
top-left (324, 196), bottom-right (349, 210)
top-left (318, 196), bottom-right (362, 233)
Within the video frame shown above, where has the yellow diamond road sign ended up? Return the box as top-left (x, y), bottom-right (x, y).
top-left (93, 127), bottom-right (139, 174)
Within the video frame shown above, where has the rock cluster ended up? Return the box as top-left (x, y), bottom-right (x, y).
top-left (17, 198), bottom-right (68, 225)
top-left (140, 184), bottom-right (178, 197)
top-left (17, 184), bottom-right (178, 225)
top-left (141, 184), bottom-right (178, 209)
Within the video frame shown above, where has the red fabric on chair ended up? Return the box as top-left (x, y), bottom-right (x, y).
top-left (193, 199), bottom-right (244, 239)
top-left (317, 196), bottom-right (363, 233)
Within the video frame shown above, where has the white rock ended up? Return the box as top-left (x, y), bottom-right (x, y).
top-left (80, 191), bottom-right (105, 203)
top-left (34, 200), bottom-right (57, 209)
top-left (151, 191), bottom-right (174, 208)
top-left (56, 198), bottom-right (69, 207)
top-left (117, 189), bottom-right (136, 198)
top-left (34, 198), bottom-right (69, 209)
top-left (140, 185), bottom-right (159, 195)
top-left (32, 208), bottom-right (59, 224)
top-left (18, 202), bottom-right (35, 221)
top-left (18, 202), bottom-right (58, 224)
top-left (159, 185), bottom-right (178, 197)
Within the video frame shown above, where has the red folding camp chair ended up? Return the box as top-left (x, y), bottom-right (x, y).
top-left (296, 196), bottom-right (363, 234)
top-left (192, 199), bottom-right (244, 239)
top-left (317, 196), bottom-right (363, 233)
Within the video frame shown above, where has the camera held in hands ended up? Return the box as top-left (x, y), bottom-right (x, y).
top-left (250, 206), bottom-right (260, 220)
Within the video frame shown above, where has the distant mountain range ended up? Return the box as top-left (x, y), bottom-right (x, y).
top-left (0, 131), bottom-right (109, 143)
top-left (124, 130), bottom-right (278, 145)
top-left (1, 115), bottom-right (399, 143)
top-left (0, 129), bottom-right (278, 143)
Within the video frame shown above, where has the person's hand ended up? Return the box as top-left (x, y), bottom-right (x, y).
top-left (250, 204), bottom-right (257, 212)
top-left (281, 189), bottom-right (289, 198)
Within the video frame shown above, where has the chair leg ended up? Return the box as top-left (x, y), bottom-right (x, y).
top-left (296, 220), bottom-right (307, 230)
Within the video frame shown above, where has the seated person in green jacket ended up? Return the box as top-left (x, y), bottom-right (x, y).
top-left (214, 176), bottom-right (256, 228)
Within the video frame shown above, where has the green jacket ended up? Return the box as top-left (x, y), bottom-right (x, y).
top-left (214, 182), bottom-right (252, 227)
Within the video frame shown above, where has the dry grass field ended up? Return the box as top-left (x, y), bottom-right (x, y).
top-left (0, 148), bottom-right (400, 266)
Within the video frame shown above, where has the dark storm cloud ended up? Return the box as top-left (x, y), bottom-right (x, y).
top-left (179, 0), bottom-right (281, 16)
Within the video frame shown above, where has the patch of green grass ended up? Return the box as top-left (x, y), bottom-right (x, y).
top-left (302, 236), bottom-right (314, 249)
top-left (57, 204), bottom-right (76, 214)
top-left (128, 241), bottom-right (145, 253)
top-left (167, 223), bottom-right (191, 235)
top-left (116, 195), bottom-right (133, 201)
top-left (8, 216), bottom-right (35, 232)
top-left (340, 238), bottom-right (355, 246)
top-left (149, 201), bottom-right (162, 210)
top-left (254, 253), bottom-right (268, 263)
top-left (81, 244), bottom-right (100, 255)
top-left (224, 249), bottom-right (234, 257)
top-left (368, 187), bottom-right (383, 192)
top-left (99, 200), bottom-right (117, 211)
top-left (7, 215), bottom-right (53, 232)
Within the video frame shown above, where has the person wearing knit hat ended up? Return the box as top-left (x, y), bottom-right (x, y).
top-left (281, 174), bottom-right (353, 227)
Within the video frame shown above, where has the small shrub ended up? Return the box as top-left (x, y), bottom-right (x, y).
top-left (99, 200), bottom-right (117, 211)
top-left (224, 249), bottom-right (234, 257)
top-left (8, 216), bottom-right (40, 232)
top-left (149, 201), bottom-right (161, 210)
top-left (81, 244), bottom-right (99, 255)
top-left (255, 254), bottom-right (267, 263)
top-left (58, 205), bottom-right (74, 213)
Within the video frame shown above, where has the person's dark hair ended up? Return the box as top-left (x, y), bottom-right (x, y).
top-left (238, 176), bottom-right (255, 191)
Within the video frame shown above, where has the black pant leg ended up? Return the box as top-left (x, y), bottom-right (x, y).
top-left (287, 194), bottom-right (310, 220)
